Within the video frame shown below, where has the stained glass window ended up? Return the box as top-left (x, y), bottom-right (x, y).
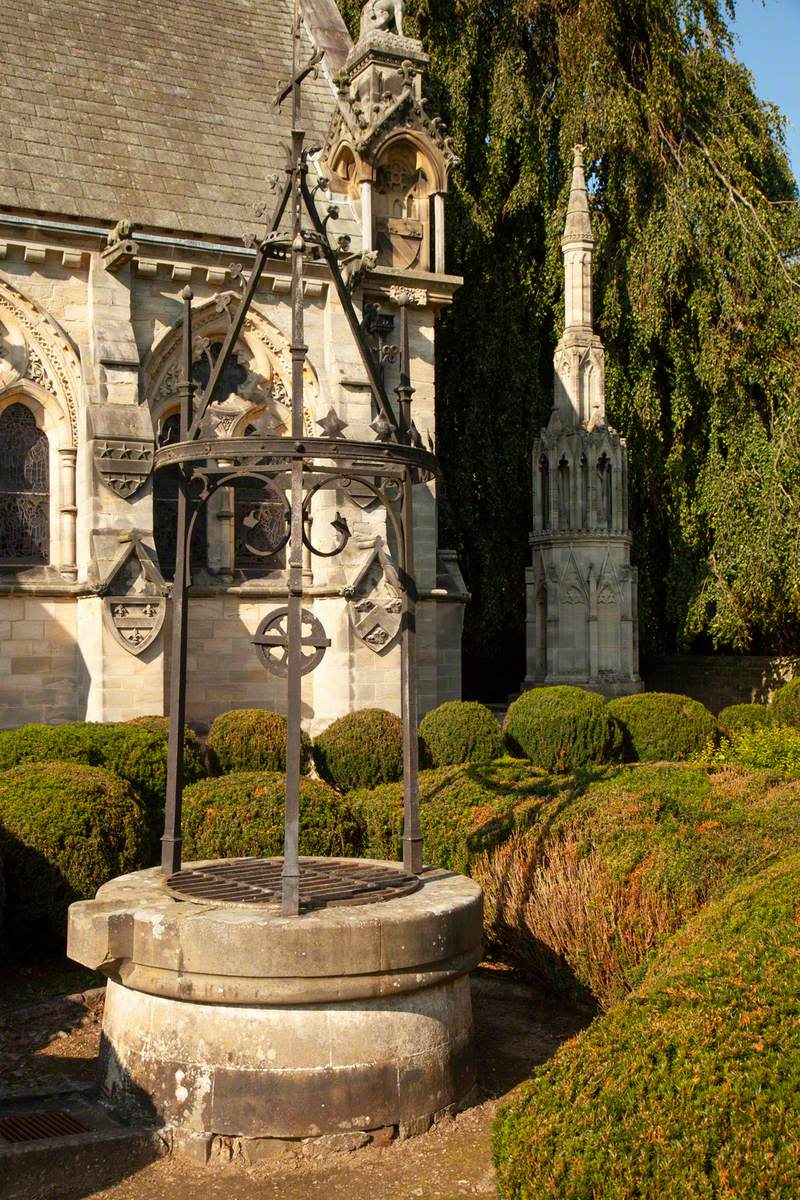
top-left (0, 403), bottom-right (49, 565)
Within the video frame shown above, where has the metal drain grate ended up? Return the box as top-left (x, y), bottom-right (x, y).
top-left (165, 856), bottom-right (421, 910)
top-left (0, 1111), bottom-right (90, 1144)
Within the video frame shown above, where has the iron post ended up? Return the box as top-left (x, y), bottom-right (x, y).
top-left (396, 298), bottom-right (422, 874)
top-left (161, 287), bottom-right (194, 873)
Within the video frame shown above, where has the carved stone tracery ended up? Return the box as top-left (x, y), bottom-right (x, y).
top-left (0, 277), bottom-right (80, 447)
top-left (145, 296), bottom-right (316, 439)
top-left (324, 11), bottom-right (454, 273)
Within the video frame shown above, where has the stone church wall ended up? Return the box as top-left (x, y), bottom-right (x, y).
top-left (0, 231), bottom-right (466, 731)
top-left (0, 595), bottom-right (79, 726)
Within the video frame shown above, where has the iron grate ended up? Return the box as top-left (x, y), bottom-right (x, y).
top-left (165, 856), bottom-right (421, 910)
top-left (0, 1111), bottom-right (90, 1144)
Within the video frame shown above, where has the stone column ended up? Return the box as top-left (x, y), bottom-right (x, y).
top-left (58, 446), bottom-right (77, 578)
top-left (433, 193), bottom-right (446, 274)
top-left (361, 180), bottom-right (374, 253)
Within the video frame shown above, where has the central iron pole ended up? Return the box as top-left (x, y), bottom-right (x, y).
top-left (397, 298), bottom-right (422, 874)
top-left (282, 0), bottom-right (306, 916)
top-left (161, 287), bottom-right (194, 873)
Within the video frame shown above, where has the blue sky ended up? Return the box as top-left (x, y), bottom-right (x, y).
top-left (732, 0), bottom-right (800, 174)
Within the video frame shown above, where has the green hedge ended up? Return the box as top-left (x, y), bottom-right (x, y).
top-left (772, 677), bottom-right (800, 729)
top-left (606, 692), bottom-right (718, 761)
top-left (419, 701), bottom-right (502, 767)
top-left (207, 709), bottom-right (310, 775)
top-left (493, 852), bottom-right (800, 1199)
top-left (477, 763), bottom-right (800, 1007)
top-left (182, 771), bottom-right (363, 861)
top-left (718, 702), bottom-right (774, 736)
top-left (126, 715), bottom-right (208, 780)
top-left (0, 762), bottom-right (145, 936)
top-left (313, 708), bottom-right (403, 792)
top-left (0, 721), bottom-right (205, 857)
top-left (503, 686), bottom-right (623, 772)
top-left (350, 760), bottom-right (555, 875)
top-left (721, 725), bottom-right (800, 779)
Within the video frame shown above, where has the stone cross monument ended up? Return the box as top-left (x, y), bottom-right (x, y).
top-left (523, 147), bottom-right (642, 697)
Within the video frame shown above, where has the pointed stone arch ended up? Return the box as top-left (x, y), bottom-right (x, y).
top-left (0, 275), bottom-right (81, 449)
top-left (142, 295), bottom-right (318, 438)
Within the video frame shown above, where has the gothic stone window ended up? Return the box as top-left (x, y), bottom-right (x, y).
top-left (0, 403), bottom-right (49, 565)
top-left (597, 453), bottom-right (613, 530)
top-left (539, 455), bottom-right (550, 531)
top-left (192, 340), bottom-right (249, 407)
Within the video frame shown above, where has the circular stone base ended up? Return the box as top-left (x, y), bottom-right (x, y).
top-left (67, 859), bottom-right (483, 1147)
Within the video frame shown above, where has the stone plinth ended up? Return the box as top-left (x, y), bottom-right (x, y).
top-left (67, 860), bottom-right (482, 1156)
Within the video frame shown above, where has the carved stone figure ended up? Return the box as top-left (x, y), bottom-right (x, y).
top-left (360, 0), bottom-right (406, 38)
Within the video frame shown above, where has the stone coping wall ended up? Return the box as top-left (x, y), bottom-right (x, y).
top-left (642, 655), bottom-right (799, 714)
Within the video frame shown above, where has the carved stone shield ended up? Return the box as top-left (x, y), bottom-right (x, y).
top-left (100, 534), bottom-right (167, 656)
top-left (103, 596), bottom-right (166, 655)
top-left (94, 438), bottom-right (154, 499)
top-left (376, 217), bottom-right (424, 270)
top-left (346, 542), bottom-right (402, 653)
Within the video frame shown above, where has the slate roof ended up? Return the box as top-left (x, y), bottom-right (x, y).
top-left (0, 0), bottom-right (346, 240)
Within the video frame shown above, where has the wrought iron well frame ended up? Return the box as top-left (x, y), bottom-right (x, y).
top-left (156, 9), bottom-right (433, 915)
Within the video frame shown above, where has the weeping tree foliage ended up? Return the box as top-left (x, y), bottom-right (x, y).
top-left (336, 0), bottom-right (800, 700)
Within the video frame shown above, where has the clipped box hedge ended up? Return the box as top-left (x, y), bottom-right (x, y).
top-left (772, 677), bottom-right (800, 729)
top-left (419, 700), bottom-right (502, 767)
top-left (718, 701), bottom-right (774, 736)
top-left (493, 851), bottom-right (800, 1199)
top-left (350, 760), bottom-right (555, 875)
top-left (0, 761), bottom-right (145, 936)
top-left (606, 691), bottom-right (718, 761)
top-left (503, 685), bottom-right (623, 772)
top-left (477, 763), bottom-right (800, 1007)
top-left (207, 708), bottom-right (311, 775)
top-left (182, 771), bottom-right (364, 861)
top-left (126, 715), bottom-right (209, 781)
top-left (0, 720), bottom-right (206, 858)
top-left (313, 708), bottom-right (403, 792)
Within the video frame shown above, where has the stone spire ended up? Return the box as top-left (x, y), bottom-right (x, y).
top-left (551, 145), bottom-right (604, 429)
top-left (562, 145), bottom-right (594, 333)
top-left (524, 146), bottom-right (642, 700)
